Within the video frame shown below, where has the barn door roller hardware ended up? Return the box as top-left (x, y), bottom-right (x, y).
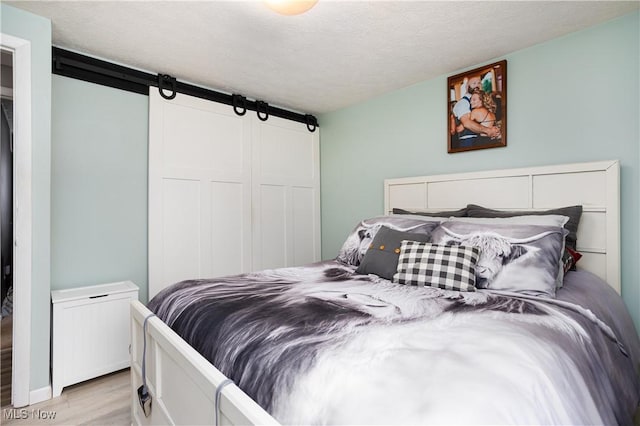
top-left (305, 114), bottom-right (317, 132)
top-left (256, 101), bottom-right (269, 121)
top-left (232, 94), bottom-right (247, 116)
top-left (52, 47), bottom-right (319, 132)
top-left (157, 74), bottom-right (177, 100)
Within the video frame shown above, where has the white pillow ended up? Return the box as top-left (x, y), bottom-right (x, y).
top-left (390, 214), bottom-right (449, 223)
top-left (449, 214), bottom-right (569, 228)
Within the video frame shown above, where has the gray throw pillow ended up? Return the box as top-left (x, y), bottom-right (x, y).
top-left (356, 226), bottom-right (431, 280)
top-left (337, 217), bottom-right (439, 267)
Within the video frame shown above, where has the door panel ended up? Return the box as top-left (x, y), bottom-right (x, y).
top-left (292, 186), bottom-right (317, 266)
top-left (161, 178), bottom-right (201, 286)
top-left (256, 184), bottom-right (287, 270)
top-left (149, 92), bottom-right (251, 298)
top-left (210, 181), bottom-right (249, 276)
top-left (252, 116), bottom-right (320, 270)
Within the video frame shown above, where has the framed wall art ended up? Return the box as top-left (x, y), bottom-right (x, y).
top-left (448, 60), bottom-right (506, 153)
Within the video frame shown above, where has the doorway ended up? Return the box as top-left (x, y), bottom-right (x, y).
top-left (0, 32), bottom-right (32, 409)
top-left (0, 48), bottom-right (13, 408)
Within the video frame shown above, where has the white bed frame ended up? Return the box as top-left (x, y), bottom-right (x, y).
top-left (131, 159), bottom-right (620, 425)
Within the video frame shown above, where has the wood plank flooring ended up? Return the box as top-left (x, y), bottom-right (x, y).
top-left (1, 314), bottom-right (12, 407)
top-left (1, 368), bottom-right (130, 425)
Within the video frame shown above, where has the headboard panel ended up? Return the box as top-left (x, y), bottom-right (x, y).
top-left (384, 160), bottom-right (620, 293)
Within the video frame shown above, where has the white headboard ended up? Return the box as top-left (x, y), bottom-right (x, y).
top-left (384, 160), bottom-right (620, 293)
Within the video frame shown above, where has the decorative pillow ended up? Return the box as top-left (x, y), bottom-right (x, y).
top-left (355, 226), bottom-right (431, 280)
top-left (336, 216), bottom-right (440, 266)
top-left (393, 207), bottom-right (468, 217)
top-left (466, 204), bottom-right (582, 251)
top-left (562, 247), bottom-right (583, 275)
top-left (451, 214), bottom-right (571, 288)
top-left (430, 221), bottom-right (567, 297)
top-left (393, 241), bottom-right (480, 292)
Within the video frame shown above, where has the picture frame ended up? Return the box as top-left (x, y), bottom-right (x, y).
top-left (448, 60), bottom-right (506, 153)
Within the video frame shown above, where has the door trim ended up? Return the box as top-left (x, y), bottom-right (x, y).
top-left (1, 33), bottom-right (32, 408)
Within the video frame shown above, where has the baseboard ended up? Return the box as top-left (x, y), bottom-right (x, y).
top-left (29, 385), bottom-right (51, 405)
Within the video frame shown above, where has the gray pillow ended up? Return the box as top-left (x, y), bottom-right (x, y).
top-left (466, 204), bottom-right (582, 250)
top-left (337, 216), bottom-right (440, 266)
top-left (430, 221), bottom-right (567, 297)
top-left (356, 226), bottom-right (431, 280)
top-left (393, 207), bottom-right (468, 217)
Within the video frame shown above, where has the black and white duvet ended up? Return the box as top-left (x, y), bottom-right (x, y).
top-left (149, 262), bottom-right (640, 425)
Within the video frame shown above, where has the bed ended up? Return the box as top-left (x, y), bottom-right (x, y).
top-left (130, 160), bottom-right (639, 425)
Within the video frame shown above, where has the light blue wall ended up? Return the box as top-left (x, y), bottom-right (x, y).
top-left (319, 12), bottom-right (640, 328)
top-left (51, 76), bottom-right (149, 302)
top-left (0, 4), bottom-right (52, 391)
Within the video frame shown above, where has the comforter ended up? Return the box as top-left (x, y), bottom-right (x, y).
top-left (148, 262), bottom-right (640, 425)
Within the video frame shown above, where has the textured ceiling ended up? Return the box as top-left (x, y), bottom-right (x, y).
top-left (8, 1), bottom-right (640, 115)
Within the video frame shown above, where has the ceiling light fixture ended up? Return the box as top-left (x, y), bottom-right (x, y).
top-left (264, 0), bottom-right (318, 16)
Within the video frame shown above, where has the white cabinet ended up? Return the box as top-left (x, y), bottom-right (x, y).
top-left (51, 281), bottom-right (138, 397)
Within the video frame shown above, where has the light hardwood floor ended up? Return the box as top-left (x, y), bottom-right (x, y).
top-left (1, 315), bottom-right (12, 407)
top-left (1, 369), bottom-right (130, 425)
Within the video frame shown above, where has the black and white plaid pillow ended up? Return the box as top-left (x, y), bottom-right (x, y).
top-left (393, 240), bottom-right (480, 291)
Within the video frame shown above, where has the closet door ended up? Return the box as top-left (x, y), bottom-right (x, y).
top-left (252, 116), bottom-right (320, 270)
top-left (148, 91), bottom-right (252, 298)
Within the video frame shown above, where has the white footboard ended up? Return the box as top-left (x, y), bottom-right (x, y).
top-left (130, 300), bottom-right (279, 425)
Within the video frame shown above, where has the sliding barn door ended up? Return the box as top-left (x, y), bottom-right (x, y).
top-left (148, 91), bottom-right (252, 298)
top-left (149, 91), bottom-right (321, 298)
top-left (251, 117), bottom-right (320, 270)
